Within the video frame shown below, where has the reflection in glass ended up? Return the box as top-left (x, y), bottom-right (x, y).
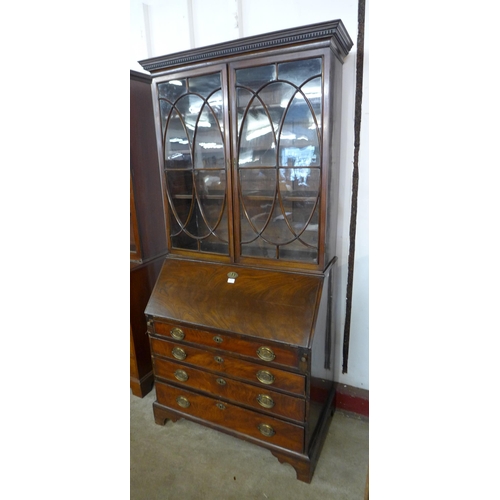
top-left (278, 58), bottom-right (322, 87)
top-left (235, 57), bottom-right (323, 263)
top-left (194, 90), bottom-right (225, 169)
top-left (158, 79), bottom-right (187, 101)
top-left (236, 64), bottom-right (276, 91)
top-left (160, 72), bottom-right (228, 254)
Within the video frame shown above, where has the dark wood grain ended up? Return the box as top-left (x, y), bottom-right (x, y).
top-left (153, 357), bottom-right (306, 421)
top-left (150, 336), bottom-right (306, 396)
top-left (145, 258), bottom-right (323, 346)
top-left (155, 381), bottom-right (305, 453)
top-left (130, 70), bottom-right (168, 396)
top-left (130, 256), bottom-right (164, 396)
top-left (153, 321), bottom-right (302, 369)
top-left (130, 70), bottom-right (166, 263)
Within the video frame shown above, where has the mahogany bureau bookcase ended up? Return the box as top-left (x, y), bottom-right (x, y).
top-left (139, 20), bottom-right (353, 482)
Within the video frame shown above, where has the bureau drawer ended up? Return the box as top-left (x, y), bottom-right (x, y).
top-left (155, 381), bottom-right (305, 453)
top-left (154, 357), bottom-right (305, 421)
top-left (153, 321), bottom-right (302, 370)
top-left (150, 337), bottom-right (305, 396)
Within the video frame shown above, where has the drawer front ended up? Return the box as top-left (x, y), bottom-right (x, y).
top-left (155, 381), bottom-right (304, 453)
top-left (154, 357), bottom-right (305, 421)
top-left (153, 322), bottom-right (301, 370)
top-left (150, 337), bottom-right (305, 396)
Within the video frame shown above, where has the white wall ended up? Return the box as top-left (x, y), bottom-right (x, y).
top-left (130, 0), bottom-right (369, 391)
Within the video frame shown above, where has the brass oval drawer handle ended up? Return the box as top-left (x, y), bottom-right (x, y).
top-left (170, 327), bottom-right (185, 340)
top-left (213, 335), bottom-right (223, 344)
top-left (214, 356), bottom-right (224, 364)
top-left (257, 394), bottom-right (275, 409)
top-left (174, 369), bottom-right (189, 382)
top-left (257, 346), bottom-right (275, 362)
top-left (176, 396), bottom-right (190, 408)
top-left (216, 402), bottom-right (226, 410)
top-left (256, 370), bottom-right (275, 385)
top-left (216, 378), bottom-right (226, 386)
top-left (257, 423), bottom-right (275, 437)
top-left (172, 347), bottom-right (187, 360)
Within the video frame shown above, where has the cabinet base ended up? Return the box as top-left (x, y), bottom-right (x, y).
top-left (130, 371), bottom-right (154, 398)
top-left (152, 400), bottom-right (334, 483)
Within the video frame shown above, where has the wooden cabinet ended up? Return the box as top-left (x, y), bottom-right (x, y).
top-left (130, 70), bottom-right (167, 397)
top-left (140, 20), bottom-right (352, 481)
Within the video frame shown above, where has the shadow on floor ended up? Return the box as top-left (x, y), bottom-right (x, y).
top-left (131, 388), bottom-right (368, 500)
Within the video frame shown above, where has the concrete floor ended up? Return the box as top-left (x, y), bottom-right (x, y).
top-left (131, 388), bottom-right (368, 499)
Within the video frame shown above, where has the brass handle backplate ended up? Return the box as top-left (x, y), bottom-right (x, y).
top-left (257, 346), bottom-right (275, 362)
top-left (176, 396), bottom-right (190, 408)
top-left (170, 327), bottom-right (185, 340)
top-left (214, 356), bottom-right (224, 364)
top-left (216, 378), bottom-right (226, 386)
top-left (256, 370), bottom-right (275, 385)
top-left (213, 335), bottom-right (223, 344)
top-left (257, 394), bottom-right (275, 409)
top-left (174, 369), bottom-right (189, 382)
top-left (258, 423), bottom-right (275, 437)
top-left (172, 347), bottom-right (187, 360)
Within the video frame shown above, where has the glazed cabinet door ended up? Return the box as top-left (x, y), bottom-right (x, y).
top-left (153, 65), bottom-right (233, 260)
top-left (230, 50), bottom-right (329, 269)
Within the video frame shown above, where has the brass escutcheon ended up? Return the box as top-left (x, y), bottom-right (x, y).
top-left (176, 396), bottom-right (190, 408)
top-left (214, 356), bottom-right (224, 364)
top-left (216, 378), bottom-right (226, 386)
top-left (256, 370), bottom-right (275, 385)
top-left (174, 369), bottom-right (188, 382)
top-left (257, 346), bottom-right (275, 362)
top-left (170, 327), bottom-right (185, 340)
top-left (172, 347), bottom-right (187, 360)
top-left (213, 335), bottom-right (223, 344)
top-left (257, 423), bottom-right (275, 437)
top-left (216, 402), bottom-right (226, 410)
top-left (257, 394), bottom-right (275, 409)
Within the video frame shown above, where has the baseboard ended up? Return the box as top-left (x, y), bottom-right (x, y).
top-left (334, 383), bottom-right (369, 419)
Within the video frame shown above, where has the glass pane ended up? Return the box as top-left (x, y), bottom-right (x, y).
top-left (194, 169), bottom-right (227, 237)
top-left (189, 73), bottom-right (221, 98)
top-left (160, 71), bottom-right (229, 255)
top-left (240, 168), bottom-right (276, 239)
top-left (279, 167), bottom-right (320, 239)
top-left (234, 57), bottom-right (324, 264)
top-left (236, 64), bottom-right (276, 91)
top-left (302, 77), bottom-right (322, 129)
top-left (278, 58), bottom-right (322, 86)
top-left (194, 92), bottom-right (225, 169)
top-left (166, 170), bottom-right (194, 229)
top-left (238, 103), bottom-right (276, 167)
top-left (174, 94), bottom-right (202, 143)
top-left (259, 81), bottom-right (296, 131)
top-left (279, 239), bottom-right (318, 263)
top-left (159, 100), bottom-right (173, 134)
top-left (240, 238), bottom-right (276, 259)
top-left (164, 108), bottom-right (192, 169)
top-left (297, 203), bottom-right (319, 248)
top-left (200, 234), bottom-right (229, 254)
top-left (279, 93), bottom-right (320, 167)
top-left (158, 78), bottom-right (187, 101)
